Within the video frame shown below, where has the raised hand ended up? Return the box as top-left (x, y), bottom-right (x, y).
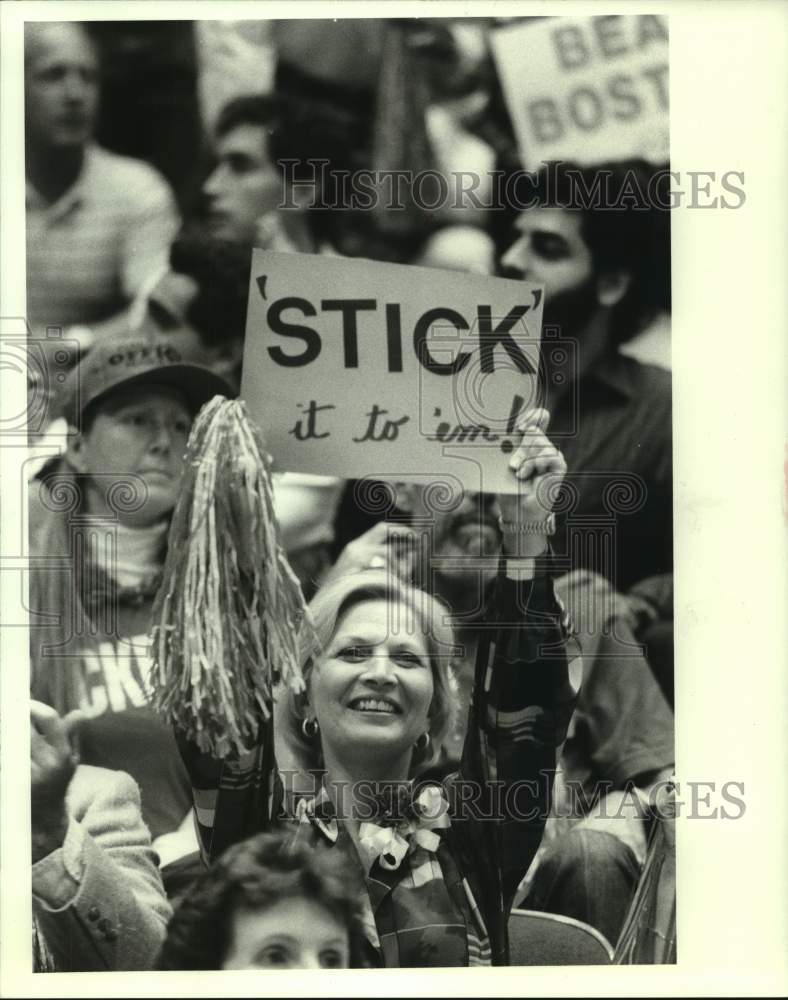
top-left (498, 407), bottom-right (567, 558)
top-left (31, 701), bottom-right (84, 862)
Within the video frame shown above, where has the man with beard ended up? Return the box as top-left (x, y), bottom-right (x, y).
top-left (333, 161), bottom-right (671, 594)
top-left (307, 161), bottom-right (674, 945)
top-left (498, 159), bottom-right (673, 592)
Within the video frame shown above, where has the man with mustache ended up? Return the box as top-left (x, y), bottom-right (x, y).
top-left (498, 158), bottom-right (673, 593)
top-left (333, 159), bottom-right (672, 596)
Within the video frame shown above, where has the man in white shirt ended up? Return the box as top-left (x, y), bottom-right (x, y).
top-left (25, 22), bottom-right (179, 352)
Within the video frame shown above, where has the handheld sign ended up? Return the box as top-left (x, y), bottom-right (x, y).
top-left (491, 14), bottom-right (669, 169)
top-left (241, 252), bottom-right (544, 495)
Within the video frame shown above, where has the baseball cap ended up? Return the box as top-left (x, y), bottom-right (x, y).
top-left (58, 320), bottom-right (236, 426)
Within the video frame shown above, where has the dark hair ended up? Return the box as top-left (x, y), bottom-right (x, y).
top-left (214, 93), bottom-right (360, 186)
top-left (156, 829), bottom-right (368, 970)
top-left (212, 92), bottom-right (368, 248)
top-left (215, 94), bottom-right (283, 139)
top-left (167, 224), bottom-right (252, 348)
top-left (499, 160), bottom-right (670, 345)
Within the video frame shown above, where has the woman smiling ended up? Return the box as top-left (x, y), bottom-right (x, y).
top-left (176, 408), bottom-right (578, 967)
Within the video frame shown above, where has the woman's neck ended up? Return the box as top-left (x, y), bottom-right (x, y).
top-left (322, 749), bottom-right (414, 823)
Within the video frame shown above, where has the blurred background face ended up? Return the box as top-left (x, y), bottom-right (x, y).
top-left (500, 206), bottom-right (592, 296)
top-left (223, 897), bottom-right (350, 969)
top-left (70, 384), bottom-right (192, 526)
top-left (401, 487), bottom-right (501, 610)
top-left (420, 490), bottom-right (502, 561)
top-left (25, 22), bottom-right (99, 150)
top-left (499, 206), bottom-right (600, 336)
top-left (202, 123), bottom-right (282, 244)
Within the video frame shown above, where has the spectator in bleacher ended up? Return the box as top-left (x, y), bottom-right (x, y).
top-left (201, 93), bottom-right (343, 255)
top-left (138, 94), bottom-right (350, 596)
top-left (156, 830), bottom-right (366, 970)
top-left (498, 160), bottom-right (673, 592)
top-left (323, 476), bottom-right (673, 947)
top-left (31, 701), bottom-right (171, 971)
top-left (28, 322), bottom-right (233, 891)
top-left (25, 22), bottom-right (179, 354)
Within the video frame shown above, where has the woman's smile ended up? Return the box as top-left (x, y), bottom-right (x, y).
top-left (307, 599), bottom-right (434, 762)
top-left (347, 696), bottom-right (402, 715)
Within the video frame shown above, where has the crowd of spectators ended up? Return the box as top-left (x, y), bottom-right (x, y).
top-left (25, 17), bottom-right (674, 972)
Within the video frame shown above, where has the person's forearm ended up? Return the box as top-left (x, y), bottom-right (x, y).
top-left (33, 822), bottom-right (171, 971)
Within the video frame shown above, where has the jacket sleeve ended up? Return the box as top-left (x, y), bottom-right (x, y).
top-left (32, 766), bottom-right (172, 971)
top-left (457, 564), bottom-right (580, 908)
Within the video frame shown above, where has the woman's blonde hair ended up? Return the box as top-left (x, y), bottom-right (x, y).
top-left (285, 570), bottom-right (460, 774)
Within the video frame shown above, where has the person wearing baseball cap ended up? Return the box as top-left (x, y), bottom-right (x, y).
top-left (59, 318), bottom-right (233, 430)
top-left (54, 321), bottom-right (233, 527)
top-left (28, 321), bottom-right (234, 896)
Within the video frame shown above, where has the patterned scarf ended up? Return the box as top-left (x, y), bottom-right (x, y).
top-left (294, 782), bottom-right (492, 966)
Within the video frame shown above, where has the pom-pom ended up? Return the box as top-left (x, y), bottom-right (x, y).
top-left (150, 397), bottom-right (312, 758)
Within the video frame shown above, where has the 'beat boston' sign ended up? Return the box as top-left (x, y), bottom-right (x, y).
top-left (240, 251), bottom-right (545, 495)
top-left (492, 14), bottom-right (669, 169)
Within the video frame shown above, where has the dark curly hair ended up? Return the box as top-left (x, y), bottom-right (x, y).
top-left (156, 828), bottom-right (368, 969)
top-left (212, 92), bottom-right (364, 250)
top-left (495, 159), bottom-right (671, 346)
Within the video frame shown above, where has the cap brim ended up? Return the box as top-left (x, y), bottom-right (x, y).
top-left (68, 363), bottom-right (236, 426)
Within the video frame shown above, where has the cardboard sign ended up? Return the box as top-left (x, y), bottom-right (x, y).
top-left (240, 252), bottom-right (544, 495)
top-left (492, 14), bottom-right (669, 168)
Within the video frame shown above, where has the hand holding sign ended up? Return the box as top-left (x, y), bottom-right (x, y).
top-left (498, 408), bottom-right (566, 558)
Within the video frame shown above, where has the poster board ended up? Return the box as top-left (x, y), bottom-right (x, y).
top-left (492, 14), bottom-right (669, 168)
top-left (241, 251), bottom-right (545, 495)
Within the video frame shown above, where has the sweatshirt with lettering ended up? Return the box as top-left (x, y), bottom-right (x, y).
top-left (28, 466), bottom-right (191, 840)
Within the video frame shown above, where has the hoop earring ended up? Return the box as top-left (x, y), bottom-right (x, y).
top-left (414, 732), bottom-right (431, 753)
top-left (301, 717), bottom-right (319, 741)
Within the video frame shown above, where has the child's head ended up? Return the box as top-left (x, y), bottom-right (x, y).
top-left (157, 828), bottom-right (366, 970)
